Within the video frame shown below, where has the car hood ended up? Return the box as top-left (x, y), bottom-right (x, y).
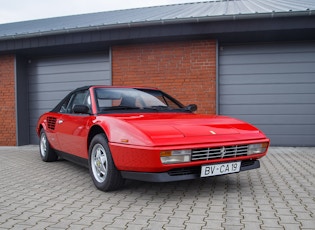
top-left (107, 113), bottom-right (265, 145)
top-left (125, 114), bottom-right (258, 136)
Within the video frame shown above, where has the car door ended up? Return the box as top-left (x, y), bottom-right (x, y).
top-left (55, 89), bottom-right (92, 158)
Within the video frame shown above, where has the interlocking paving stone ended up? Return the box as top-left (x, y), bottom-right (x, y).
top-left (0, 146), bottom-right (314, 229)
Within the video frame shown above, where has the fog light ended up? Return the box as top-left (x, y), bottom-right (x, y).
top-left (248, 143), bottom-right (268, 155)
top-left (160, 150), bottom-right (191, 164)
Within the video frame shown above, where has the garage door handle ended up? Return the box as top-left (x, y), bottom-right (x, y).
top-left (58, 119), bottom-right (63, 124)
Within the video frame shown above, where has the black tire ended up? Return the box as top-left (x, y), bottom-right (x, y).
top-left (39, 129), bottom-right (58, 162)
top-left (88, 134), bottom-right (125, 191)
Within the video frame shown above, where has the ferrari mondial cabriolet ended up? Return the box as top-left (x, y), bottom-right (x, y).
top-left (37, 85), bottom-right (269, 191)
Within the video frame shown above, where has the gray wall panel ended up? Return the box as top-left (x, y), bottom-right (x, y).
top-left (267, 135), bottom-right (315, 147)
top-left (29, 71), bottom-right (110, 83)
top-left (221, 104), bottom-right (315, 115)
top-left (27, 52), bottom-right (110, 144)
top-left (220, 73), bottom-right (315, 84)
top-left (232, 115), bottom-right (314, 125)
top-left (259, 125), bottom-right (315, 135)
top-left (220, 43), bottom-right (315, 54)
top-left (220, 52), bottom-right (315, 64)
top-left (28, 63), bottom-right (110, 75)
top-left (220, 84), bottom-right (315, 94)
top-left (219, 42), bottom-right (315, 146)
top-left (220, 63), bottom-right (315, 74)
top-left (220, 94), bottom-right (314, 104)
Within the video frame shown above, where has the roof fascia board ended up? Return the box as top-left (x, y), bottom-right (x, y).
top-left (1, 16), bottom-right (314, 53)
top-left (0, 10), bottom-right (314, 41)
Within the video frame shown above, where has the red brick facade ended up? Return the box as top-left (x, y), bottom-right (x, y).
top-left (112, 40), bottom-right (217, 114)
top-left (0, 54), bottom-right (16, 146)
top-left (0, 40), bottom-right (217, 146)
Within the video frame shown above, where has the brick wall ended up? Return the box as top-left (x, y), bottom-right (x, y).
top-left (0, 54), bottom-right (16, 146)
top-left (112, 40), bottom-right (216, 114)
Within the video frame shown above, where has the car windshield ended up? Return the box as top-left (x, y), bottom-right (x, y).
top-left (94, 88), bottom-right (184, 113)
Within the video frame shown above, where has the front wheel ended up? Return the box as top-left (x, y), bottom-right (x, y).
top-left (88, 134), bottom-right (125, 191)
top-left (39, 129), bottom-right (58, 162)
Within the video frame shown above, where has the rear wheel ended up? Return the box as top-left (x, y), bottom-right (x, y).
top-left (39, 129), bottom-right (58, 162)
top-left (89, 134), bottom-right (125, 191)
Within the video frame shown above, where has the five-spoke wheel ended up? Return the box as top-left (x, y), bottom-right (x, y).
top-left (91, 143), bottom-right (109, 183)
top-left (39, 129), bottom-right (58, 162)
top-left (89, 134), bottom-right (125, 191)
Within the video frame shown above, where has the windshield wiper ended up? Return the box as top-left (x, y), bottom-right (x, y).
top-left (143, 106), bottom-right (171, 111)
top-left (143, 105), bottom-right (196, 113)
top-left (101, 106), bottom-right (140, 111)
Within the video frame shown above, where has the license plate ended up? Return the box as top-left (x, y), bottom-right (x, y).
top-left (200, 161), bottom-right (241, 177)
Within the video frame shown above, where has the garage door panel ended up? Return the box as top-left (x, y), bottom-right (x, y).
top-left (29, 83), bottom-right (77, 93)
top-left (220, 43), bottom-right (315, 55)
top-left (28, 71), bottom-right (110, 84)
top-left (220, 52), bottom-right (315, 65)
top-left (28, 52), bottom-right (110, 144)
top-left (220, 94), bottom-right (314, 104)
top-left (29, 91), bottom-right (69, 101)
top-left (267, 135), bottom-right (314, 147)
top-left (28, 62), bottom-right (110, 76)
top-left (219, 42), bottom-right (315, 146)
top-left (29, 101), bottom-right (61, 111)
top-left (29, 79), bottom-right (107, 95)
top-left (237, 115), bottom-right (314, 125)
top-left (29, 54), bottom-right (109, 66)
top-left (220, 83), bottom-right (314, 95)
top-left (258, 125), bottom-right (315, 135)
top-left (29, 79), bottom-right (106, 93)
top-left (220, 73), bottom-right (315, 85)
top-left (220, 62), bottom-right (315, 75)
top-left (220, 104), bottom-right (315, 115)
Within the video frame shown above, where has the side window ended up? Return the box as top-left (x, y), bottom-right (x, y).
top-left (163, 96), bottom-right (180, 109)
top-left (59, 96), bottom-right (71, 113)
top-left (60, 90), bottom-right (90, 114)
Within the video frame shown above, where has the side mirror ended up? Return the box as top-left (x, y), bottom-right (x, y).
top-left (73, 105), bottom-right (90, 114)
top-left (185, 104), bottom-right (197, 112)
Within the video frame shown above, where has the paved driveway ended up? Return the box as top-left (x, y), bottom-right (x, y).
top-left (0, 146), bottom-right (314, 229)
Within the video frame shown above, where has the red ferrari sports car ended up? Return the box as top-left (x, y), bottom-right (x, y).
top-left (37, 85), bottom-right (269, 191)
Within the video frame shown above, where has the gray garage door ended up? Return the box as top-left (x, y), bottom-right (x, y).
top-left (28, 52), bottom-right (111, 144)
top-left (219, 42), bottom-right (315, 146)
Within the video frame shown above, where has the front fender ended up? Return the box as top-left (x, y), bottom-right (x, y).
top-left (93, 116), bottom-right (154, 146)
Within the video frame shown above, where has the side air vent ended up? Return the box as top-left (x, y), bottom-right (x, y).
top-left (47, 117), bottom-right (57, 130)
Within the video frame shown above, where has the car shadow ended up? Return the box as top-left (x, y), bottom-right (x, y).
top-left (55, 158), bottom-right (253, 198)
top-left (122, 172), bottom-right (252, 195)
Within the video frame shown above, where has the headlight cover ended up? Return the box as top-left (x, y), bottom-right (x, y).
top-left (248, 143), bottom-right (268, 155)
top-left (160, 150), bottom-right (191, 164)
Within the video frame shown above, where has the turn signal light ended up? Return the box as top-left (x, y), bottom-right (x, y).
top-left (160, 150), bottom-right (191, 164)
top-left (248, 142), bottom-right (268, 155)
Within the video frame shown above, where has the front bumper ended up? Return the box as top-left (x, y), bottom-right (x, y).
top-left (120, 160), bottom-right (260, 182)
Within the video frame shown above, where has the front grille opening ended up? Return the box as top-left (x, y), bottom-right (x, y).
top-left (192, 145), bottom-right (248, 161)
top-left (241, 160), bottom-right (256, 167)
top-left (168, 167), bottom-right (201, 176)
